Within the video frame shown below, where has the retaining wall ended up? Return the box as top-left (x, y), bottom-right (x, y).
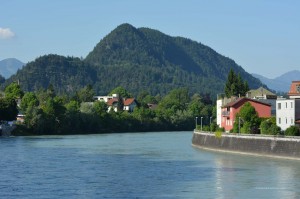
top-left (192, 131), bottom-right (300, 160)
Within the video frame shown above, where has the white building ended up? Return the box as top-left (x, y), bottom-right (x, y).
top-left (93, 94), bottom-right (118, 102)
top-left (246, 87), bottom-right (278, 115)
top-left (276, 81), bottom-right (300, 131)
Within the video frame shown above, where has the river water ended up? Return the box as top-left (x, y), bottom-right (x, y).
top-left (1, 131), bottom-right (300, 198)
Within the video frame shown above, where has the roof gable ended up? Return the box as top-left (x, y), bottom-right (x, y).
top-left (247, 87), bottom-right (275, 98)
top-left (124, 98), bottom-right (136, 106)
top-left (107, 98), bottom-right (118, 106)
top-left (223, 97), bottom-right (271, 108)
top-left (288, 81), bottom-right (300, 96)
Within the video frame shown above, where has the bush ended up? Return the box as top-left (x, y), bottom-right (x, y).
top-left (210, 122), bottom-right (218, 132)
top-left (260, 118), bottom-right (281, 135)
top-left (217, 127), bottom-right (225, 132)
top-left (285, 126), bottom-right (300, 136)
top-left (215, 130), bottom-right (222, 139)
top-left (203, 125), bottom-right (210, 131)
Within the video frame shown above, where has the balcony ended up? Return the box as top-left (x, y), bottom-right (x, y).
top-left (222, 111), bottom-right (230, 117)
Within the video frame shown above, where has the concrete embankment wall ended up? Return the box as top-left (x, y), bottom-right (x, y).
top-left (192, 131), bottom-right (300, 160)
top-left (1, 125), bottom-right (16, 137)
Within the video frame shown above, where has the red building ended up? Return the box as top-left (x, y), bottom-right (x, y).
top-left (221, 97), bottom-right (271, 131)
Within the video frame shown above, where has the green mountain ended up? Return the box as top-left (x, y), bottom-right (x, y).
top-left (4, 23), bottom-right (262, 97)
top-left (5, 55), bottom-right (96, 94)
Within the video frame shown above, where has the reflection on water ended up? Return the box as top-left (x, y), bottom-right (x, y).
top-left (208, 151), bottom-right (300, 199)
top-left (1, 132), bottom-right (300, 198)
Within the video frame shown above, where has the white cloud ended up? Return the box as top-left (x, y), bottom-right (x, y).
top-left (0, 28), bottom-right (15, 39)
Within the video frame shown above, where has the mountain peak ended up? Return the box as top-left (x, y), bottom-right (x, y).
top-left (253, 70), bottom-right (300, 92)
top-left (0, 58), bottom-right (24, 79)
top-left (5, 24), bottom-right (262, 97)
top-left (114, 23), bottom-right (137, 31)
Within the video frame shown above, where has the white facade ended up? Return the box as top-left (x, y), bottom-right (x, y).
top-left (216, 99), bottom-right (223, 127)
top-left (276, 99), bottom-right (295, 131)
top-left (93, 94), bottom-right (118, 102)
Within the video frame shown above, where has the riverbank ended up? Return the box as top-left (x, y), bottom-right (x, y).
top-left (192, 130), bottom-right (300, 160)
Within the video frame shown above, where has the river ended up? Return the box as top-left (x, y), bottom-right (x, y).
top-left (1, 131), bottom-right (300, 198)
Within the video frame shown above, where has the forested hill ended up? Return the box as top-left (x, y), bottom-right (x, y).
top-left (4, 23), bottom-right (262, 97)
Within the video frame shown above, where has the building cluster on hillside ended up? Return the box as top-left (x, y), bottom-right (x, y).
top-left (93, 94), bottom-right (138, 113)
top-left (217, 81), bottom-right (300, 132)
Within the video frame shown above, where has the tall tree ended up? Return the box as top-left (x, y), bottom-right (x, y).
top-left (109, 86), bottom-right (132, 98)
top-left (20, 92), bottom-right (39, 112)
top-left (77, 85), bottom-right (95, 102)
top-left (4, 82), bottom-right (24, 99)
top-left (224, 69), bottom-right (237, 97)
top-left (232, 102), bottom-right (260, 134)
top-left (0, 97), bottom-right (18, 121)
top-left (224, 69), bottom-right (249, 97)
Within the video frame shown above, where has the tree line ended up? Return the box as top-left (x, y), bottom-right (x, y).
top-left (0, 82), bottom-right (216, 135)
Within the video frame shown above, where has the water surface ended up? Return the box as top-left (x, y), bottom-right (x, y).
top-left (1, 131), bottom-right (300, 198)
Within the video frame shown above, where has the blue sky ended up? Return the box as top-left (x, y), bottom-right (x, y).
top-left (0, 0), bottom-right (299, 78)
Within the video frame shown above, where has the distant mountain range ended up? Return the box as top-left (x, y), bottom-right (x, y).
top-left (0, 58), bottom-right (24, 79)
top-left (252, 70), bottom-right (300, 93)
top-left (3, 23), bottom-right (262, 97)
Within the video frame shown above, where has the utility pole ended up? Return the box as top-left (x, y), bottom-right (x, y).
top-left (201, 117), bottom-right (203, 131)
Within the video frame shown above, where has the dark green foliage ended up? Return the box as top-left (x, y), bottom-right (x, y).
top-left (285, 126), bottom-right (300, 136)
top-left (76, 85), bottom-right (95, 102)
top-left (225, 69), bottom-right (249, 97)
top-left (109, 86), bottom-right (133, 98)
top-left (0, 74), bottom-right (5, 84)
top-left (4, 24), bottom-right (261, 98)
top-left (3, 54), bottom-right (97, 95)
top-left (13, 86), bottom-right (216, 135)
top-left (0, 97), bottom-right (18, 121)
top-left (260, 117), bottom-right (281, 135)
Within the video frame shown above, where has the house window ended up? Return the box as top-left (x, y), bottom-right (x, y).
top-left (278, 118), bottom-right (281, 124)
top-left (291, 102), bottom-right (293, 109)
top-left (291, 118), bottom-right (294, 124)
top-left (278, 103), bottom-right (281, 110)
top-left (286, 118), bottom-right (288, 124)
top-left (286, 102), bottom-right (288, 108)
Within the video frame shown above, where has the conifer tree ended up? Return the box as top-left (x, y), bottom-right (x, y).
top-left (224, 69), bottom-right (249, 97)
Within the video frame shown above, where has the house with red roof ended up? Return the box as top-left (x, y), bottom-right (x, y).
top-left (106, 97), bottom-right (137, 112)
top-left (123, 98), bottom-right (138, 112)
top-left (221, 97), bottom-right (271, 131)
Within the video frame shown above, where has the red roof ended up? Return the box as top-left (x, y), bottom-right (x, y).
top-left (107, 98), bottom-right (118, 106)
top-left (288, 81), bottom-right (300, 96)
top-left (124, 98), bottom-right (136, 106)
top-left (223, 97), bottom-right (271, 108)
top-left (106, 98), bottom-right (136, 106)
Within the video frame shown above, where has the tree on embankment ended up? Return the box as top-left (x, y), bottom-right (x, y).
top-left (232, 102), bottom-right (260, 134)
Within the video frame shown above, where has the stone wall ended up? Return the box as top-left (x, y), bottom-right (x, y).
top-left (192, 131), bottom-right (300, 159)
top-left (1, 125), bottom-right (16, 137)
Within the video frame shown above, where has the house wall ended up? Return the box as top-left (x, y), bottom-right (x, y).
top-left (221, 100), bottom-right (271, 132)
top-left (276, 99), bottom-right (295, 131)
top-left (221, 107), bottom-right (235, 132)
top-left (248, 101), bottom-right (271, 118)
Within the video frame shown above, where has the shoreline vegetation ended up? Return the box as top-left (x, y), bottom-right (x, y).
top-left (1, 70), bottom-right (298, 136)
top-left (1, 82), bottom-right (215, 136)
